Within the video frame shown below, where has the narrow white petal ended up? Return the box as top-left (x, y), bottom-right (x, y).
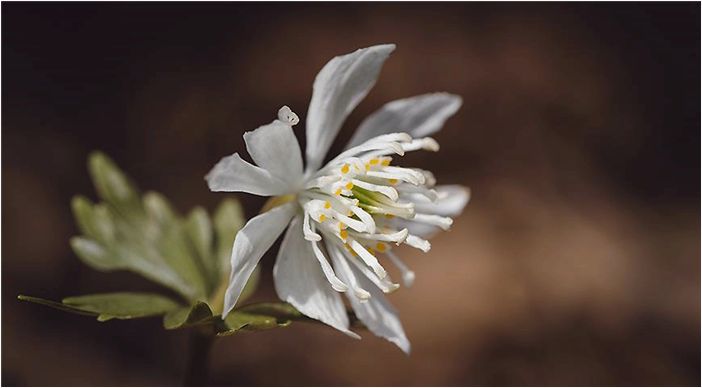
top-left (413, 185), bottom-right (470, 217)
top-left (328, 243), bottom-right (371, 301)
top-left (346, 253), bottom-right (400, 294)
top-left (355, 228), bottom-right (408, 244)
top-left (223, 202), bottom-right (296, 316)
top-left (243, 119), bottom-right (303, 187)
top-left (205, 153), bottom-right (290, 196)
top-left (412, 214), bottom-right (453, 230)
top-left (302, 211), bottom-right (322, 241)
top-left (385, 250), bottom-right (415, 287)
top-left (398, 221), bottom-right (439, 240)
top-left (332, 247), bottom-right (410, 354)
top-left (394, 185), bottom-right (470, 240)
top-left (349, 239), bottom-right (388, 279)
top-left (305, 44), bottom-right (396, 172)
top-left (311, 240), bottom-right (349, 292)
top-left (405, 234), bottom-right (431, 252)
top-left (274, 216), bottom-right (359, 338)
top-left (346, 93), bottom-right (462, 149)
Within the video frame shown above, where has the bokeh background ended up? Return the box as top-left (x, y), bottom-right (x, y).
top-left (3, 2), bottom-right (699, 386)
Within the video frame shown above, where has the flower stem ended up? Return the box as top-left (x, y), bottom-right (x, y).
top-left (183, 327), bottom-right (215, 386)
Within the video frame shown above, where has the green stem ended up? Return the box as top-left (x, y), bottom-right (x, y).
top-left (183, 328), bottom-right (215, 386)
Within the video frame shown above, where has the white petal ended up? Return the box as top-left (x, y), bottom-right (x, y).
top-left (243, 120), bottom-right (303, 187)
top-left (205, 153), bottom-right (290, 196)
top-left (400, 221), bottom-right (440, 240)
top-left (330, 245), bottom-right (410, 354)
top-left (310, 240), bottom-right (349, 292)
top-left (305, 44), bottom-right (396, 172)
top-left (413, 185), bottom-right (470, 217)
top-left (385, 250), bottom-right (415, 287)
top-left (222, 202), bottom-right (296, 317)
top-left (346, 93), bottom-right (462, 149)
top-left (405, 234), bottom-right (431, 252)
top-left (274, 216), bottom-right (359, 338)
top-left (394, 186), bottom-right (469, 240)
top-left (327, 244), bottom-right (371, 301)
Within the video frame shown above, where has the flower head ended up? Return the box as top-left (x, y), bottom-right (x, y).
top-left (206, 44), bottom-right (469, 353)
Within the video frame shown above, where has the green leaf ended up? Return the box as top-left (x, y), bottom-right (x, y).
top-left (70, 237), bottom-right (116, 271)
top-left (62, 292), bottom-right (181, 321)
top-left (148, 218), bottom-right (209, 300)
top-left (37, 152), bottom-right (257, 329)
top-left (72, 153), bottom-right (210, 301)
top-left (217, 312), bottom-right (282, 335)
top-left (143, 191), bottom-right (178, 225)
top-left (72, 196), bottom-right (98, 238)
top-left (213, 198), bottom-right (244, 276)
top-left (238, 302), bottom-right (305, 320)
top-left (186, 207), bottom-right (216, 287)
top-left (18, 295), bottom-right (98, 317)
top-left (215, 302), bottom-right (306, 336)
top-left (19, 293), bottom-right (180, 321)
top-left (71, 198), bottom-right (116, 244)
top-left (88, 152), bottom-right (143, 216)
top-left (163, 301), bottom-right (216, 330)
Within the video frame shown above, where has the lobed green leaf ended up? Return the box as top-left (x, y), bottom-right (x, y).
top-left (19, 293), bottom-right (181, 322)
top-left (163, 301), bottom-right (216, 330)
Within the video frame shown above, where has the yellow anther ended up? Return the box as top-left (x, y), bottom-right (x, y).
top-left (385, 214), bottom-right (395, 219)
top-left (381, 159), bottom-right (391, 166)
top-left (376, 243), bottom-right (387, 252)
top-left (334, 188), bottom-right (342, 196)
top-left (368, 247), bottom-right (376, 255)
top-left (388, 178), bottom-right (398, 185)
top-left (324, 201), bottom-right (331, 209)
top-left (347, 210), bottom-right (353, 216)
top-left (345, 182), bottom-right (354, 190)
top-left (370, 158), bottom-right (379, 165)
top-left (339, 223), bottom-right (347, 230)
top-left (344, 243), bottom-right (357, 256)
top-left (339, 230), bottom-right (348, 241)
top-left (340, 164), bottom-right (350, 174)
top-left (365, 163), bottom-right (370, 171)
top-left (318, 214), bottom-right (326, 222)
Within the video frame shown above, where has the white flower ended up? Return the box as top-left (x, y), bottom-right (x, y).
top-left (206, 44), bottom-right (469, 353)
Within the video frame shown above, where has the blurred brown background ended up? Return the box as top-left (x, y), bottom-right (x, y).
top-left (2, 2), bottom-right (699, 386)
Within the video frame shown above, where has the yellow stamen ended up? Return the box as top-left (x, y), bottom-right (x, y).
top-left (324, 201), bottom-right (331, 209)
top-left (339, 223), bottom-right (347, 230)
top-left (388, 178), bottom-right (398, 185)
top-left (340, 230), bottom-right (348, 240)
top-left (369, 158), bottom-right (379, 165)
top-left (365, 163), bottom-right (370, 171)
top-left (385, 214), bottom-right (395, 219)
top-left (344, 243), bottom-right (357, 256)
top-left (318, 214), bottom-right (326, 222)
top-left (368, 247), bottom-right (376, 255)
top-left (340, 164), bottom-right (350, 174)
top-left (376, 243), bottom-right (387, 252)
top-left (334, 188), bottom-right (342, 196)
top-left (381, 159), bottom-right (391, 166)
top-left (345, 182), bottom-right (354, 190)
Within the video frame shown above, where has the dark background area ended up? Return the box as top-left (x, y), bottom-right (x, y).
top-left (2, 2), bottom-right (699, 386)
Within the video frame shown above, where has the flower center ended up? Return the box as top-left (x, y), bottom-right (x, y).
top-left (306, 139), bottom-right (452, 294)
top-left (270, 106), bottom-right (455, 299)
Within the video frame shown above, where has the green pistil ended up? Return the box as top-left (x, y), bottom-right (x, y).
top-left (350, 186), bottom-right (391, 215)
